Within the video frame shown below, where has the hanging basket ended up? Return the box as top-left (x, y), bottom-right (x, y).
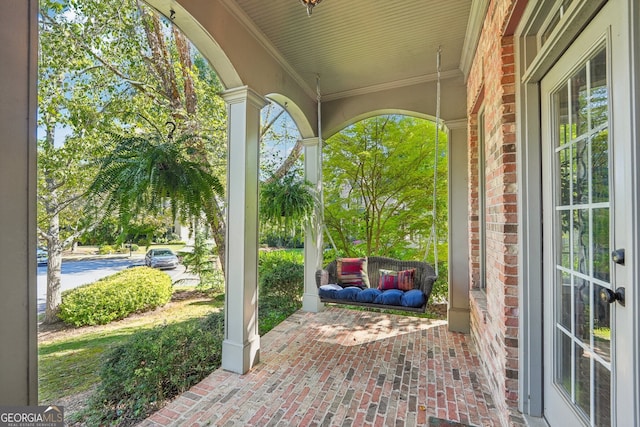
top-left (260, 174), bottom-right (315, 233)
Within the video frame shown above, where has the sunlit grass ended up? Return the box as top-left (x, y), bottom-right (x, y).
top-left (38, 291), bottom-right (223, 403)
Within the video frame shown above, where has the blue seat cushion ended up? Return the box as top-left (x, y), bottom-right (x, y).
top-left (356, 288), bottom-right (382, 303)
top-left (318, 284), bottom-right (342, 299)
top-left (334, 286), bottom-right (362, 302)
top-left (401, 289), bottom-right (426, 308)
top-left (374, 289), bottom-right (404, 306)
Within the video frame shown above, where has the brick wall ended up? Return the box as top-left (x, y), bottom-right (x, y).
top-left (466, 0), bottom-right (521, 425)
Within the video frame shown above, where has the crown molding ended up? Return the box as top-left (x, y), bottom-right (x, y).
top-left (322, 69), bottom-right (462, 102)
top-left (460, 0), bottom-right (490, 80)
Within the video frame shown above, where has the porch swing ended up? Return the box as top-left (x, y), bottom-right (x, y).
top-left (315, 49), bottom-right (442, 313)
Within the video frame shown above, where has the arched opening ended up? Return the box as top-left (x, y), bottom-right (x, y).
top-left (319, 114), bottom-right (449, 312)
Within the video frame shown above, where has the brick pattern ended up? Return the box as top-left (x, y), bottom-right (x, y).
top-left (466, 1), bottom-right (521, 425)
top-left (138, 308), bottom-right (502, 427)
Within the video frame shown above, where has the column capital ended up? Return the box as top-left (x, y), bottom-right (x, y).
top-left (221, 86), bottom-right (268, 109)
top-left (445, 118), bottom-right (468, 130)
top-left (301, 137), bottom-right (321, 147)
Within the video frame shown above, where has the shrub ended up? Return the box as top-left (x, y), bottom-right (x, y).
top-left (81, 311), bottom-right (225, 426)
top-left (262, 232), bottom-right (304, 248)
top-left (258, 297), bottom-right (298, 336)
top-left (167, 239), bottom-right (186, 245)
top-left (58, 267), bottom-right (172, 326)
top-left (98, 244), bottom-right (116, 255)
top-left (259, 250), bottom-right (304, 308)
top-left (430, 260), bottom-right (449, 303)
top-left (129, 243), bottom-right (139, 252)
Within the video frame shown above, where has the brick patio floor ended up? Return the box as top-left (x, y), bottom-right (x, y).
top-left (138, 307), bottom-right (502, 427)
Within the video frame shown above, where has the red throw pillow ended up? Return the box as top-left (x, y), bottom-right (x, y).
top-left (397, 268), bottom-right (416, 291)
top-left (337, 257), bottom-right (370, 288)
top-left (378, 268), bottom-right (416, 291)
top-left (378, 269), bottom-right (398, 290)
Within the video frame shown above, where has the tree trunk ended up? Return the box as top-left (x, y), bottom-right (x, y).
top-left (204, 199), bottom-right (226, 277)
top-left (43, 211), bottom-right (63, 324)
top-left (263, 139), bottom-right (303, 184)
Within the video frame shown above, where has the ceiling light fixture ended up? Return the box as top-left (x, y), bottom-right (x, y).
top-left (300, 0), bottom-right (322, 16)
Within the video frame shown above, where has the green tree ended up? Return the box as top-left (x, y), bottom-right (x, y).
top-left (38, 0), bottom-right (134, 323)
top-left (39, 0), bottom-right (308, 322)
top-left (323, 115), bottom-right (448, 261)
top-left (38, 0), bottom-right (229, 322)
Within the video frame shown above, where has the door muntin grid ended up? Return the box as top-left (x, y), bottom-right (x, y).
top-left (552, 46), bottom-right (612, 426)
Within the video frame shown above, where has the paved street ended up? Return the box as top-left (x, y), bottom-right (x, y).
top-left (37, 256), bottom-right (196, 314)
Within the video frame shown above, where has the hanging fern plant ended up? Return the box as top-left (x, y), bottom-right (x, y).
top-left (260, 173), bottom-right (315, 235)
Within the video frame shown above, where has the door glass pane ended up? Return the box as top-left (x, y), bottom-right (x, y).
top-left (592, 130), bottom-right (609, 203)
top-left (594, 361), bottom-right (611, 426)
top-left (573, 139), bottom-right (589, 204)
top-left (593, 208), bottom-right (610, 282)
top-left (574, 278), bottom-right (590, 342)
top-left (590, 49), bottom-right (608, 129)
top-left (560, 210), bottom-right (571, 267)
top-left (556, 330), bottom-right (573, 396)
top-left (575, 342), bottom-right (591, 417)
top-left (557, 84), bottom-right (570, 146)
top-left (559, 147), bottom-right (571, 205)
top-left (557, 270), bottom-right (572, 330)
top-left (593, 283), bottom-right (611, 364)
top-left (571, 65), bottom-right (588, 137)
top-left (573, 209), bottom-right (590, 273)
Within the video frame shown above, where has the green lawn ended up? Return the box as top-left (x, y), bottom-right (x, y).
top-left (38, 291), bottom-right (222, 403)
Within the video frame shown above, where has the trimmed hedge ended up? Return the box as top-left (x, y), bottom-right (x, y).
top-left (58, 267), bottom-right (173, 326)
top-left (81, 312), bottom-right (224, 425)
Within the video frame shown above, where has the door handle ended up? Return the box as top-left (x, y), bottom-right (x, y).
top-left (611, 248), bottom-right (625, 265)
top-left (599, 287), bottom-right (625, 306)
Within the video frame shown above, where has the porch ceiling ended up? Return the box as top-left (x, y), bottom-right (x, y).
top-left (222, 0), bottom-right (478, 102)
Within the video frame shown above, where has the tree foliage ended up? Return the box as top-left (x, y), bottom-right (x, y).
top-left (38, 0), bottom-right (229, 321)
top-left (323, 115), bottom-right (448, 261)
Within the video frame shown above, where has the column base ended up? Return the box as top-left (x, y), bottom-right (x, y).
top-left (448, 307), bottom-right (471, 333)
top-left (302, 292), bottom-right (324, 313)
top-left (222, 335), bottom-right (260, 374)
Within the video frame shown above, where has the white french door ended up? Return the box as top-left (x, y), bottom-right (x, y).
top-left (541, 0), bottom-right (635, 426)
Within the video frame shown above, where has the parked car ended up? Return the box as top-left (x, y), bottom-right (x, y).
top-left (37, 247), bottom-right (47, 266)
top-left (145, 248), bottom-right (179, 270)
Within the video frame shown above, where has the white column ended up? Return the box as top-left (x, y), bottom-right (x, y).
top-left (447, 119), bottom-right (471, 332)
top-left (0, 0), bottom-right (38, 404)
top-left (302, 137), bottom-right (324, 312)
top-left (221, 86), bottom-right (266, 374)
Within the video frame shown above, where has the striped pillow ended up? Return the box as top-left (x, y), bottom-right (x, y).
top-left (397, 268), bottom-right (416, 291)
top-left (378, 268), bottom-right (416, 291)
top-left (337, 257), bottom-right (370, 288)
top-left (378, 269), bottom-right (398, 290)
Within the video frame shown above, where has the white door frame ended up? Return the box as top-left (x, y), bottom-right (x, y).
top-left (515, 0), bottom-right (639, 423)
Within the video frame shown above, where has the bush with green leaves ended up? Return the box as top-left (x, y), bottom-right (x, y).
top-left (80, 312), bottom-right (224, 426)
top-left (98, 244), bottom-right (116, 255)
top-left (180, 231), bottom-right (224, 292)
top-left (58, 267), bottom-right (172, 326)
top-left (259, 250), bottom-right (304, 308)
top-left (167, 239), bottom-right (186, 245)
top-left (430, 261), bottom-right (449, 303)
